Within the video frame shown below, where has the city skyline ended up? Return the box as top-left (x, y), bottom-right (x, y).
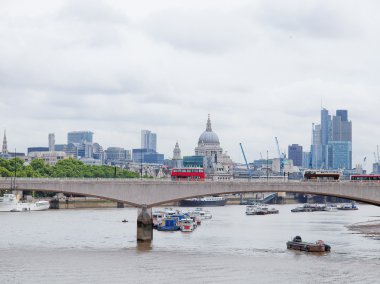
top-left (1, 1), bottom-right (379, 171)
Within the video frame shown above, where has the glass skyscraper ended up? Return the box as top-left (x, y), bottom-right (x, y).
top-left (67, 131), bottom-right (93, 145)
top-left (310, 108), bottom-right (352, 170)
top-left (328, 141), bottom-right (352, 169)
top-left (141, 130), bottom-right (157, 152)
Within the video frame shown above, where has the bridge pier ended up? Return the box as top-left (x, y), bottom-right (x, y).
top-left (137, 205), bottom-right (153, 242)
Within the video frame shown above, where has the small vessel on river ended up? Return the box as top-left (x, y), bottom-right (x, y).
top-left (291, 204), bottom-right (325, 213)
top-left (179, 196), bottom-right (226, 207)
top-left (189, 208), bottom-right (212, 219)
top-left (180, 218), bottom-right (195, 232)
top-left (157, 217), bottom-right (180, 231)
top-left (0, 194), bottom-right (50, 212)
top-left (286, 236), bottom-right (331, 252)
top-left (337, 203), bottom-right (358, 210)
top-left (246, 204), bottom-right (279, 215)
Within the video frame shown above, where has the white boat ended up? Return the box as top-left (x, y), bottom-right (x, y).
top-left (152, 211), bottom-right (165, 228)
top-left (337, 203), bottom-right (358, 210)
top-left (180, 218), bottom-right (195, 232)
top-left (0, 194), bottom-right (50, 212)
top-left (324, 204), bottom-right (338, 212)
top-left (191, 208), bottom-right (212, 219)
top-left (246, 205), bottom-right (260, 215)
top-left (246, 204), bottom-right (278, 215)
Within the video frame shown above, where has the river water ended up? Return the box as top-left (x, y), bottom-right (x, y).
top-left (0, 204), bottom-right (379, 284)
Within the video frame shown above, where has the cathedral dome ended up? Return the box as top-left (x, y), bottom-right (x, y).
top-left (198, 115), bottom-right (220, 145)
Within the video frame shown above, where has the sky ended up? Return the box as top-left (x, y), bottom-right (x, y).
top-left (0, 0), bottom-right (379, 170)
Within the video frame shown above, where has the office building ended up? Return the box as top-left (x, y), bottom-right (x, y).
top-left (132, 148), bottom-right (164, 165)
top-left (183, 156), bottom-right (204, 168)
top-left (311, 123), bottom-right (323, 169)
top-left (302, 152), bottom-right (311, 169)
top-left (105, 147), bottom-right (130, 165)
top-left (48, 133), bottom-right (55, 152)
top-left (288, 144), bottom-right (303, 167)
top-left (28, 147), bottom-right (49, 154)
top-left (67, 131), bottom-right (93, 145)
top-left (143, 153), bottom-right (164, 164)
top-left (141, 130), bottom-right (157, 152)
top-left (328, 141), bottom-right (352, 169)
top-left (310, 108), bottom-right (353, 170)
top-left (28, 151), bottom-right (67, 166)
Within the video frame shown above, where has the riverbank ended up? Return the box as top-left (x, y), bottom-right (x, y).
top-left (348, 220), bottom-right (380, 239)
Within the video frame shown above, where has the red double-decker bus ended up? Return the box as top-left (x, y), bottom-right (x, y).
top-left (350, 174), bottom-right (380, 182)
top-left (170, 167), bottom-right (205, 181)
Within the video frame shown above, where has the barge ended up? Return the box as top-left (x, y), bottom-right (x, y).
top-left (286, 236), bottom-right (331, 252)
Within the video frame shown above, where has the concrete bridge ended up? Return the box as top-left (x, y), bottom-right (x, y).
top-left (1, 178), bottom-right (379, 241)
top-left (1, 178), bottom-right (379, 207)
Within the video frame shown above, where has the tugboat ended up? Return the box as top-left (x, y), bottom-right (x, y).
top-left (286, 236), bottom-right (331, 252)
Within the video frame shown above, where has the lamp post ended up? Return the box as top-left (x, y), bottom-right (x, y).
top-left (266, 150), bottom-right (269, 181)
top-left (140, 149), bottom-right (143, 180)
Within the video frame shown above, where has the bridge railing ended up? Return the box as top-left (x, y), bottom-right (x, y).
top-left (0, 177), bottom-right (355, 184)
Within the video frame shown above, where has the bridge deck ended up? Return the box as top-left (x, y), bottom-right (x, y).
top-left (1, 178), bottom-right (379, 207)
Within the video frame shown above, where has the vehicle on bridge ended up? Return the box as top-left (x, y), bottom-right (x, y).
top-left (171, 167), bottom-right (205, 181)
top-left (350, 174), bottom-right (380, 182)
top-left (303, 170), bottom-right (341, 181)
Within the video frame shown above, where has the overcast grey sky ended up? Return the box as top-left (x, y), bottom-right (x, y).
top-left (1, 0), bottom-right (379, 169)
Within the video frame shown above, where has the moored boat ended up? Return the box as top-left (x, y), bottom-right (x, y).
top-left (0, 194), bottom-right (50, 212)
top-left (324, 204), bottom-right (338, 212)
top-left (246, 204), bottom-right (279, 215)
top-left (156, 217), bottom-right (180, 231)
top-left (189, 208), bottom-right (212, 219)
top-left (179, 196), bottom-right (226, 207)
top-left (267, 208), bottom-right (279, 214)
top-left (180, 218), bottom-right (195, 232)
top-left (152, 211), bottom-right (165, 228)
top-left (286, 236), bottom-right (331, 252)
top-left (291, 204), bottom-right (325, 213)
top-left (337, 203), bottom-right (358, 210)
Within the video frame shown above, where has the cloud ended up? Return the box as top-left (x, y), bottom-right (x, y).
top-left (141, 9), bottom-right (255, 54)
top-left (253, 0), bottom-right (359, 39)
top-left (0, 0), bottom-right (379, 172)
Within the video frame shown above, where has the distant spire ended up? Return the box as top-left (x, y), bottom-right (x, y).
top-left (2, 129), bottom-right (8, 154)
top-left (206, 114), bottom-right (212, 132)
top-left (173, 141), bottom-right (181, 160)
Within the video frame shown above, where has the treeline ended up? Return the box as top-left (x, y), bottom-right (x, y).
top-left (0, 157), bottom-right (140, 179)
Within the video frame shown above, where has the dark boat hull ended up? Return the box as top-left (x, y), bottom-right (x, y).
top-left (286, 241), bottom-right (331, 252)
top-left (179, 199), bottom-right (227, 207)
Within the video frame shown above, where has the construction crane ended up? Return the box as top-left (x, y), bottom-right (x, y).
top-left (274, 137), bottom-right (285, 174)
top-left (239, 143), bottom-right (252, 180)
